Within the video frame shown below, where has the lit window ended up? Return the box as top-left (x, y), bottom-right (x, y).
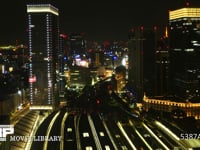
top-left (85, 146), bottom-right (93, 150)
top-left (99, 132), bottom-right (104, 137)
top-left (67, 128), bottom-right (72, 132)
top-left (83, 132), bottom-right (89, 137)
top-left (105, 145), bottom-right (111, 150)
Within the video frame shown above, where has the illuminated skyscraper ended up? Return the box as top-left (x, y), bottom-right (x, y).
top-left (27, 4), bottom-right (59, 109)
top-left (169, 7), bottom-right (200, 99)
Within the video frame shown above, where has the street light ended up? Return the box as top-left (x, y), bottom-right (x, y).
top-left (17, 89), bottom-right (23, 110)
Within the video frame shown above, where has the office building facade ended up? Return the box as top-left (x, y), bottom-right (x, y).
top-left (27, 4), bottom-right (59, 109)
top-left (169, 7), bottom-right (200, 99)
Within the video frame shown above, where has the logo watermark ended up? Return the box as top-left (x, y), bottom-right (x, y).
top-left (1, 125), bottom-right (62, 142)
top-left (9, 136), bottom-right (62, 142)
top-left (0, 125), bottom-right (14, 141)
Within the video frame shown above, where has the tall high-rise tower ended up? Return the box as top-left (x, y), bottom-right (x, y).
top-left (169, 7), bottom-right (200, 99)
top-left (27, 4), bottom-right (59, 110)
top-left (128, 28), bottom-right (144, 102)
top-left (155, 27), bottom-right (170, 96)
top-left (128, 27), bottom-right (159, 101)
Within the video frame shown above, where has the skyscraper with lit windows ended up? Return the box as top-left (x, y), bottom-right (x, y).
top-left (169, 7), bottom-right (200, 100)
top-left (27, 4), bottom-right (59, 109)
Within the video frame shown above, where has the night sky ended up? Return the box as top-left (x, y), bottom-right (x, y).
top-left (0, 0), bottom-right (199, 44)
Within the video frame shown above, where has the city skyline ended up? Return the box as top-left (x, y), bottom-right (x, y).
top-left (0, 2), bottom-right (200, 149)
top-left (1, 0), bottom-right (199, 44)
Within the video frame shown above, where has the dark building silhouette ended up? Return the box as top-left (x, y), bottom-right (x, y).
top-left (155, 29), bottom-right (170, 96)
top-left (58, 33), bottom-right (68, 98)
top-left (67, 33), bottom-right (87, 56)
top-left (64, 33), bottom-right (87, 68)
top-left (128, 27), bottom-right (159, 101)
top-left (142, 28), bottom-right (158, 96)
top-left (128, 28), bottom-right (144, 102)
top-left (155, 50), bottom-right (170, 96)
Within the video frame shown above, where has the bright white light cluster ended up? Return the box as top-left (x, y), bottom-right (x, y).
top-left (27, 4), bottom-right (59, 16)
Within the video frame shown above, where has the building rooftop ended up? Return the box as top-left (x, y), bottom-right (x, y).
top-left (169, 8), bottom-right (200, 20)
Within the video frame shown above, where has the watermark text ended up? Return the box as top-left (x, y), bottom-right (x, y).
top-left (9, 135), bottom-right (62, 142)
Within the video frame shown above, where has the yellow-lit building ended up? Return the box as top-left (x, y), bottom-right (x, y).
top-left (143, 94), bottom-right (200, 119)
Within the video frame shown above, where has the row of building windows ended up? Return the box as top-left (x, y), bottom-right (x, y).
top-left (143, 95), bottom-right (200, 119)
